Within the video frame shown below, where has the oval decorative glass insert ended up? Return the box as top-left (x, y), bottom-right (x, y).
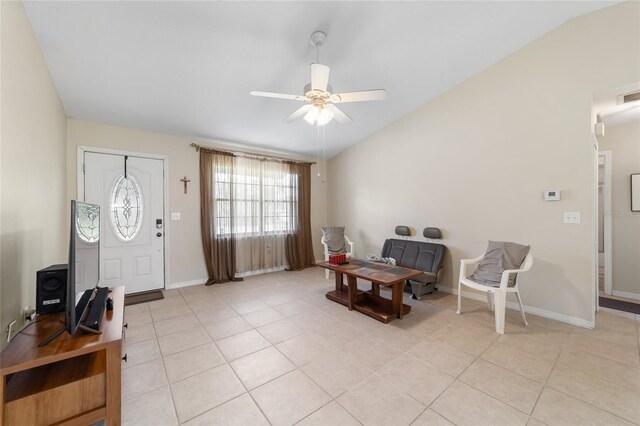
top-left (110, 174), bottom-right (144, 242)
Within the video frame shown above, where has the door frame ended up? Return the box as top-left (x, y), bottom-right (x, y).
top-left (77, 145), bottom-right (169, 291)
top-left (598, 150), bottom-right (613, 296)
top-left (593, 137), bottom-right (599, 314)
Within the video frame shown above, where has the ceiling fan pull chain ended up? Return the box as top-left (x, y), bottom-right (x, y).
top-left (317, 124), bottom-right (321, 176)
top-left (322, 125), bottom-right (327, 183)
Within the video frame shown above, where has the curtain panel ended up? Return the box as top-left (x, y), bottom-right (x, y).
top-left (284, 162), bottom-right (315, 270)
top-left (234, 157), bottom-right (290, 274)
top-left (200, 150), bottom-right (243, 285)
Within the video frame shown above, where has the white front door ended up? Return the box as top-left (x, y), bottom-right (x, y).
top-left (84, 151), bottom-right (165, 294)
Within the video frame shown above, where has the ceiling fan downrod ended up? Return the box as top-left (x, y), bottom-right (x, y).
top-left (309, 31), bottom-right (327, 64)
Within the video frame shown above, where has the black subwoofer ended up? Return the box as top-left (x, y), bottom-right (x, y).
top-left (36, 264), bottom-right (68, 314)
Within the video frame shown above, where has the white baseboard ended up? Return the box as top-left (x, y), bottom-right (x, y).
top-left (438, 286), bottom-right (595, 329)
top-left (611, 290), bottom-right (640, 301)
top-left (167, 267), bottom-right (290, 289)
top-left (166, 278), bottom-right (208, 290)
top-left (237, 266), bottom-right (286, 278)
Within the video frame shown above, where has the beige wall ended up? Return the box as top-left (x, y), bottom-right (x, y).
top-left (67, 119), bottom-right (328, 287)
top-left (327, 2), bottom-right (640, 326)
top-left (598, 121), bottom-right (640, 297)
top-left (1, 1), bottom-right (68, 348)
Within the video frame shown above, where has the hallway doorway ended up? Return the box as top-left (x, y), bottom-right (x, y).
top-left (593, 83), bottom-right (640, 316)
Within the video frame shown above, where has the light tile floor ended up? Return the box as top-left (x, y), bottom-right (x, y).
top-left (122, 268), bottom-right (640, 426)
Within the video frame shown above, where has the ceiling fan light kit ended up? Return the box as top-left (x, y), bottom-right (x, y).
top-left (316, 108), bottom-right (334, 126)
top-left (304, 106), bottom-right (320, 124)
top-left (250, 31), bottom-right (387, 127)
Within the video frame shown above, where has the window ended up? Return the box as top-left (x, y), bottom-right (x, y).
top-left (214, 159), bottom-right (297, 236)
top-left (262, 170), bottom-right (296, 233)
top-left (110, 174), bottom-right (144, 242)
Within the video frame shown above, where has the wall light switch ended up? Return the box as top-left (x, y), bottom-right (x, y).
top-left (171, 212), bottom-right (181, 221)
top-left (564, 212), bottom-right (581, 224)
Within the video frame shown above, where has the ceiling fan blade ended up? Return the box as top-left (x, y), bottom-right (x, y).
top-left (250, 91), bottom-right (306, 101)
top-left (330, 89), bottom-right (387, 103)
top-left (283, 105), bottom-right (313, 123)
top-left (311, 64), bottom-right (330, 92)
top-left (324, 103), bottom-right (352, 124)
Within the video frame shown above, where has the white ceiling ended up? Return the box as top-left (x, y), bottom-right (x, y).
top-left (25, 1), bottom-right (617, 158)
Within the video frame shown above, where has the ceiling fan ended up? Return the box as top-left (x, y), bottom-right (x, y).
top-left (250, 31), bottom-right (387, 126)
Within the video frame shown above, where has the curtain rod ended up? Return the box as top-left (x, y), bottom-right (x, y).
top-left (190, 143), bottom-right (315, 165)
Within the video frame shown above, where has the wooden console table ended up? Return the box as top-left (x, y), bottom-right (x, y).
top-left (317, 259), bottom-right (422, 323)
top-left (0, 286), bottom-right (125, 426)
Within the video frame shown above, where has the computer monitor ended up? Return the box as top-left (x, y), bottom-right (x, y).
top-left (39, 200), bottom-right (100, 346)
top-left (67, 200), bottom-right (100, 334)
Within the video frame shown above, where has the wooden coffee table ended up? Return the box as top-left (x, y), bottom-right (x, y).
top-left (316, 259), bottom-right (423, 323)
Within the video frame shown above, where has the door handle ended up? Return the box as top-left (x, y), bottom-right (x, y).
top-left (156, 232), bottom-right (163, 237)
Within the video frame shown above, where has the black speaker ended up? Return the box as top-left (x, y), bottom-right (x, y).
top-left (36, 264), bottom-right (68, 314)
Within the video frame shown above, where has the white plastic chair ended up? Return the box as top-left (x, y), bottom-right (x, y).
top-left (457, 253), bottom-right (533, 334)
top-left (321, 234), bottom-right (355, 279)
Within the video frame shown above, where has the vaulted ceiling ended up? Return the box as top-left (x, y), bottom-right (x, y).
top-left (25, 1), bottom-right (616, 158)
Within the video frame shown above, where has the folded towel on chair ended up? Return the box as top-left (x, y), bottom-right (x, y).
top-left (470, 241), bottom-right (530, 285)
top-left (366, 254), bottom-right (397, 265)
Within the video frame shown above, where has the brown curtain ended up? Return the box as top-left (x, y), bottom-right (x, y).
top-left (200, 150), bottom-right (243, 285)
top-left (285, 162), bottom-right (315, 270)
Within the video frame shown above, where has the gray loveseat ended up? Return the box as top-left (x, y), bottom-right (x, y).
top-left (381, 238), bottom-right (446, 299)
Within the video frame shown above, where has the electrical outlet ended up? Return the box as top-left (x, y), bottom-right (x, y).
top-left (564, 212), bottom-right (581, 224)
top-left (171, 212), bottom-right (181, 221)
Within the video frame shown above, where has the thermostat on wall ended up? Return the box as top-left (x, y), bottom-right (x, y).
top-left (544, 190), bottom-right (561, 201)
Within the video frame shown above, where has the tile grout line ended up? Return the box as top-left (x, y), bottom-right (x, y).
top-left (265, 308), bottom-right (380, 424)
top-left (127, 278), bottom-right (639, 426)
top-left (398, 305), bottom-right (502, 424)
top-left (390, 319), bottom-right (470, 425)
top-left (137, 293), bottom-right (181, 424)
top-left (183, 278), bottom-right (367, 425)
top-left (301, 295), bottom-right (468, 425)
top-left (299, 292), bottom-right (487, 425)
top-left (420, 306), bottom-right (592, 423)
top-left (528, 327), bottom-right (587, 421)
top-left (159, 292), bottom-right (193, 424)
top-left (553, 348), bottom-right (640, 392)
top-left (422, 324), bottom-right (505, 426)
top-left (155, 286), bottom-right (478, 422)
top-left (535, 327), bottom-right (640, 424)
top-left (168, 289), bottom-right (221, 424)
top-left (217, 343), bottom-right (275, 426)
top-left (540, 384), bottom-right (637, 425)
top-left (178, 286), bottom-right (275, 425)
top-left (253, 278), bottom-right (368, 423)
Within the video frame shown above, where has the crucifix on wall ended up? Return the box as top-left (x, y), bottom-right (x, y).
top-left (180, 176), bottom-right (191, 194)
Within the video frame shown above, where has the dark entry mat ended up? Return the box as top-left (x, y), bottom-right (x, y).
top-left (125, 290), bottom-right (164, 306)
top-left (599, 296), bottom-right (640, 314)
